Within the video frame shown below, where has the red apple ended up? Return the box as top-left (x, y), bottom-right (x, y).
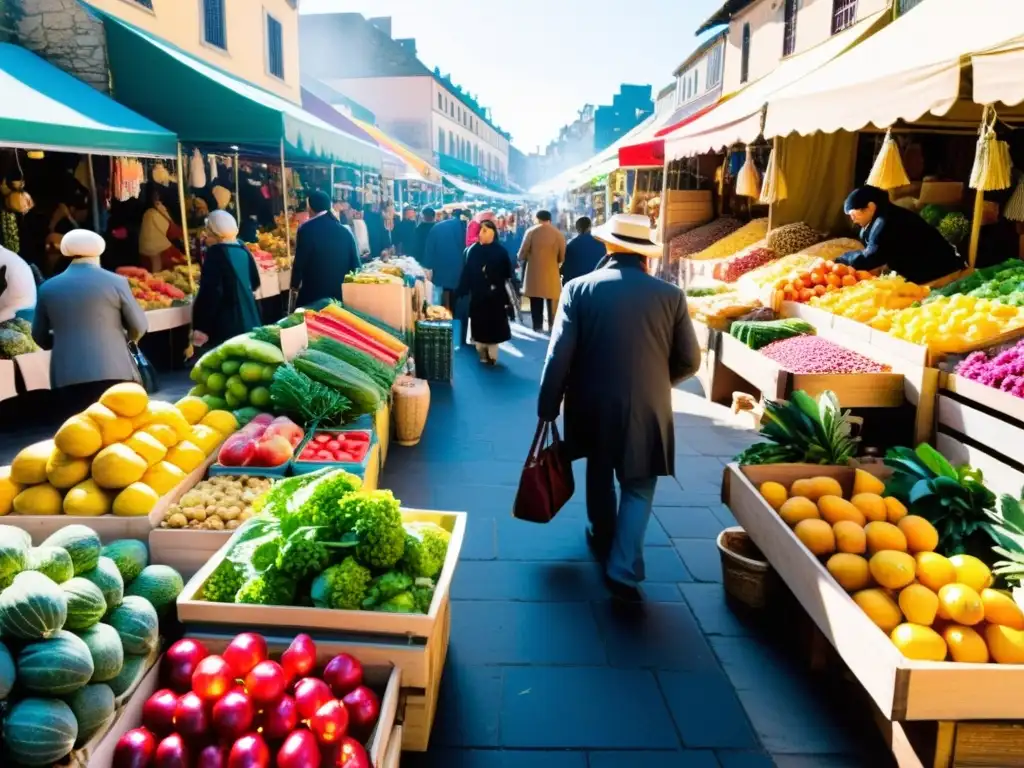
top-left (163, 639), bottom-right (209, 692)
top-left (322, 736), bottom-right (371, 767)
top-left (219, 436), bottom-right (257, 467)
top-left (277, 729), bottom-right (322, 768)
top-left (193, 655), bottom-right (235, 701)
top-left (258, 694), bottom-right (298, 740)
top-left (342, 686), bottom-right (380, 736)
top-left (323, 654), bottom-right (363, 698)
top-left (196, 744), bottom-right (229, 768)
top-left (266, 418), bottom-right (304, 448)
top-left (112, 728), bottom-right (156, 768)
top-left (245, 660), bottom-right (287, 704)
top-left (227, 734), bottom-right (271, 768)
top-left (281, 633), bottom-right (316, 683)
top-left (223, 633), bottom-right (268, 678)
top-left (212, 690), bottom-right (256, 741)
top-left (251, 413), bottom-right (275, 427)
top-left (250, 435), bottom-right (294, 467)
top-left (142, 689), bottom-right (179, 736)
top-left (173, 691), bottom-right (209, 737)
top-left (154, 734), bottom-right (191, 768)
top-left (310, 699), bottom-right (349, 745)
top-left (294, 677), bottom-right (334, 720)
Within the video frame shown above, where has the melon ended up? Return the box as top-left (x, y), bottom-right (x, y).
top-left (176, 395), bottom-right (209, 425)
top-left (112, 482), bottom-right (159, 517)
top-left (61, 577), bottom-right (108, 631)
top-left (126, 564), bottom-right (184, 615)
top-left (125, 430), bottom-right (168, 467)
top-left (0, 531), bottom-right (29, 589)
top-left (66, 683), bottom-right (116, 746)
top-left (0, 639), bottom-right (14, 700)
top-left (141, 460), bottom-right (186, 495)
top-left (10, 439), bottom-right (56, 484)
top-left (12, 483), bottom-right (64, 516)
top-left (80, 556), bottom-right (125, 612)
top-left (106, 652), bottom-right (149, 698)
top-left (0, 570), bottom-right (68, 639)
top-left (99, 382), bottom-right (148, 418)
top-left (91, 443), bottom-right (147, 490)
top-left (0, 466), bottom-right (23, 515)
top-left (78, 622), bottom-right (124, 682)
top-left (106, 595), bottom-right (159, 655)
top-left (27, 545), bottom-right (74, 584)
top-left (42, 525), bottom-right (101, 575)
top-left (84, 402), bottom-right (134, 446)
top-left (0, 523), bottom-right (31, 548)
top-left (44, 448), bottom-right (91, 489)
top-left (63, 479), bottom-right (113, 517)
top-left (142, 423), bottom-right (179, 448)
top-left (102, 539), bottom-right (149, 584)
top-left (2, 697), bottom-right (78, 766)
top-left (17, 630), bottom-right (94, 695)
top-left (54, 414), bottom-right (103, 459)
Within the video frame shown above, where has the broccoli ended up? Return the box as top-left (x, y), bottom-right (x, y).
top-left (412, 584), bottom-right (435, 614)
top-left (203, 558), bottom-right (244, 603)
top-left (281, 469), bottom-right (363, 537)
top-left (337, 490), bottom-right (406, 569)
top-left (377, 591), bottom-right (418, 613)
top-left (276, 526), bottom-right (331, 580)
top-left (399, 522), bottom-right (451, 579)
top-left (310, 557), bottom-right (371, 610)
top-left (362, 572), bottom-right (413, 609)
top-left (235, 566), bottom-right (296, 605)
top-left (254, 468), bottom-right (333, 517)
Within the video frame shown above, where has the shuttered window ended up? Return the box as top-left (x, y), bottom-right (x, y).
top-left (740, 23), bottom-right (751, 83)
top-left (832, 0), bottom-right (857, 33)
top-left (782, 0), bottom-right (798, 57)
top-left (203, 0), bottom-right (226, 49)
top-left (267, 14), bottom-right (284, 79)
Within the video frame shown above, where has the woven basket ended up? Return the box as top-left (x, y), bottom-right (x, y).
top-left (716, 526), bottom-right (774, 609)
top-left (392, 375), bottom-right (430, 447)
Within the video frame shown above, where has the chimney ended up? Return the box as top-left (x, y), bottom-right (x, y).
top-left (368, 17), bottom-right (392, 37)
top-left (396, 38), bottom-right (417, 56)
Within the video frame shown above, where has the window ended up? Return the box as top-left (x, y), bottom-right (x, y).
top-left (473, 145), bottom-right (479, 166)
top-left (782, 0), bottom-right (798, 57)
top-left (831, 0), bottom-right (857, 33)
top-left (740, 23), bottom-right (751, 83)
top-left (707, 45), bottom-right (722, 87)
top-left (693, 70), bottom-right (699, 95)
top-left (438, 128), bottom-right (445, 151)
top-left (202, 0), bottom-right (226, 49)
top-left (266, 14), bottom-right (284, 78)
top-left (448, 131), bottom-right (454, 155)
top-left (438, 93), bottom-right (443, 110)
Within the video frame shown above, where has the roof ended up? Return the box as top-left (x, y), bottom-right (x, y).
top-left (657, 82), bottom-right (676, 100)
top-left (301, 77), bottom-right (376, 124)
top-left (673, 28), bottom-right (728, 76)
top-left (697, 0), bottom-right (757, 34)
top-left (0, 42), bottom-right (176, 157)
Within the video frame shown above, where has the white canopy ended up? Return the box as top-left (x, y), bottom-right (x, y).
top-left (666, 9), bottom-right (886, 160)
top-left (764, 0), bottom-right (1024, 138)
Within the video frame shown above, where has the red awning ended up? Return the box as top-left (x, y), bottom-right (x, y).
top-left (655, 100), bottom-right (723, 138)
top-left (618, 139), bottom-right (664, 169)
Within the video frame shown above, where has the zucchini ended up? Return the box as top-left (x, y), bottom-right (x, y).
top-left (292, 349), bottom-right (383, 416)
top-left (309, 336), bottom-right (396, 393)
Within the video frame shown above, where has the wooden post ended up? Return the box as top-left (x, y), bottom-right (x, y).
top-left (175, 143), bottom-right (195, 294)
top-left (86, 154), bottom-right (101, 231)
top-left (968, 187), bottom-right (984, 269)
top-left (233, 152), bottom-right (241, 221)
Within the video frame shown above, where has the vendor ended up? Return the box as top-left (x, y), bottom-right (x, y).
top-left (44, 187), bottom-right (89, 276)
top-left (139, 185), bottom-right (187, 272)
top-left (190, 210), bottom-right (260, 350)
top-left (837, 185), bottom-right (966, 283)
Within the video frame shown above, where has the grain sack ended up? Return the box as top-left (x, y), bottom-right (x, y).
top-left (690, 218), bottom-right (769, 261)
top-left (766, 222), bottom-right (824, 257)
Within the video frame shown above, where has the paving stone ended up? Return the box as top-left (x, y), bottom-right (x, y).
top-left (645, 515), bottom-right (671, 546)
top-left (593, 600), bottom-right (718, 672)
top-left (771, 756), bottom-right (874, 768)
top-left (450, 602), bottom-right (607, 665)
top-left (680, 583), bottom-right (754, 636)
top-left (715, 751), bottom-right (776, 768)
top-left (450, 560), bottom-right (607, 601)
top-left (458, 517), bottom-right (497, 560)
top-left (501, 667), bottom-right (679, 749)
top-left (430, 661), bottom-right (502, 747)
top-left (673, 538), bottom-right (723, 582)
top-left (589, 751), bottom-right (719, 767)
top-left (497, 516), bottom-right (593, 561)
top-left (735, 688), bottom-right (860, 755)
top-left (655, 506), bottom-right (727, 538)
top-left (712, 504), bottom-right (741, 529)
top-left (658, 670), bottom-right (759, 749)
top-left (643, 546), bottom-right (693, 582)
top-left (431, 483), bottom-right (518, 515)
top-left (404, 750), bottom-right (587, 768)
top-left (640, 582), bottom-right (685, 602)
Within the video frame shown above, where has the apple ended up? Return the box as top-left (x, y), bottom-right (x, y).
top-left (218, 435), bottom-right (256, 467)
top-left (227, 733), bottom-right (271, 768)
top-left (193, 655), bottom-right (234, 701)
top-left (322, 736), bottom-right (371, 767)
top-left (294, 677), bottom-right (334, 720)
top-left (277, 730), bottom-right (322, 768)
top-left (250, 413), bottom-right (275, 427)
top-left (281, 634), bottom-right (317, 682)
top-left (174, 691), bottom-right (209, 737)
top-left (323, 654), bottom-right (363, 698)
top-left (265, 418), bottom-right (304, 448)
top-left (112, 728), bottom-right (156, 768)
top-left (142, 689), bottom-right (179, 736)
top-left (212, 691), bottom-right (256, 741)
top-left (196, 744), bottom-right (229, 768)
top-left (258, 694), bottom-right (298, 740)
top-left (251, 435), bottom-right (294, 467)
top-left (163, 638), bottom-right (209, 692)
top-left (223, 633), bottom-right (268, 678)
top-left (342, 686), bottom-right (380, 737)
top-left (310, 699), bottom-right (349, 745)
top-left (245, 660), bottom-right (287, 704)
top-left (154, 734), bottom-right (191, 768)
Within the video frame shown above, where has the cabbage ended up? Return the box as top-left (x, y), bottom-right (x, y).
top-left (0, 328), bottom-right (38, 359)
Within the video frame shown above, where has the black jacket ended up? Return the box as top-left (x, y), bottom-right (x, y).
top-left (456, 241), bottom-right (512, 345)
top-left (292, 213), bottom-right (360, 307)
top-left (412, 221), bottom-right (435, 263)
top-left (392, 219), bottom-right (417, 256)
top-left (837, 203), bottom-right (965, 283)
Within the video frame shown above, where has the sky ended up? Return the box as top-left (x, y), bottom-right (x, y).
top-left (300, 0), bottom-right (724, 153)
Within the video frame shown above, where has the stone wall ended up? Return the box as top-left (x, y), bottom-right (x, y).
top-left (11, 0), bottom-right (109, 92)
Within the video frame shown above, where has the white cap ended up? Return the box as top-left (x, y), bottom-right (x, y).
top-left (207, 209), bottom-right (239, 239)
top-left (60, 229), bottom-right (105, 259)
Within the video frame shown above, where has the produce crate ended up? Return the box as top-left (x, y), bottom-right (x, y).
top-left (149, 528), bottom-right (231, 580)
top-left (414, 321), bottom-right (453, 382)
top-left (177, 508), bottom-right (466, 640)
top-left (342, 282), bottom-right (415, 331)
top-left (292, 426), bottom-right (378, 477)
top-left (207, 461), bottom-right (290, 479)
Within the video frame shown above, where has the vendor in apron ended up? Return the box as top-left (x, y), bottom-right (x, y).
top-left (190, 210), bottom-right (260, 349)
top-left (139, 185), bottom-right (187, 272)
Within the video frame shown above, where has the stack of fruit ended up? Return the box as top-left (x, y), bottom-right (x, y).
top-left (217, 415), bottom-right (304, 471)
top-left (115, 633), bottom-right (378, 767)
top-left (116, 267), bottom-right (188, 310)
top-left (761, 469), bottom-right (1024, 663)
top-left (159, 476), bottom-right (271, 531)
top-left (248, 246), bottom-right (278, 273)
top-left (736, 252), bottom-right (821, 293)
top-left (188, 334), bottom-right (286, 413)
top-left (685, 289), bottom-right (762, 330)
top-left (776, 259), bottom-right (873, 304)
top-left (809, 273), bottom-right (930, 325)
top-left (252, 231), bottom-right (290, 270)
top-left (153, 264), bottom-right (200, 297)
top-left (2, 384), bottom-right (237, 518)
top-left (880, 295), bottom-right (1024, 348)
top-left (0, 525), bottom-right (184, 766)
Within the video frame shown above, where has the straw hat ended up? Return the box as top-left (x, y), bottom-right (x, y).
top-left (60, 229), bottom-right (105, 259)
top-left (590, 213), bottom-right (661, 259)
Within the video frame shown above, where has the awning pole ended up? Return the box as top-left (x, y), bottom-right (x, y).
top-left (233, 152), bottom-right (241, 222)
top-left (175, 142), bottom-right (195, 294)
top-left (86, 154), bottom-right (101, 231)
top-left (968, 189), bottom-right (984, 269)
top-left (280, 139), bottom-right (292, 269)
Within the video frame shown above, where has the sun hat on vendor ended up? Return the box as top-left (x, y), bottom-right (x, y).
top-left (206, 209), bottom-right (239, 243)
top-left (60, 229), bottom-right (105, 260)
top-left (211, 185), bottom-right (232, 211)
top-left (590, 213), bottom-right (662, 259)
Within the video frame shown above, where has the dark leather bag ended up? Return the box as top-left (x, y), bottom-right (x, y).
top-left (513, 420), bottom-right (575, 523)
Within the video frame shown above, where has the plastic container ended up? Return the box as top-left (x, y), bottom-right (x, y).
top-left (291, 427), bottom-right (377, 477)
top-left (208, 462), bottom-right (290, 478)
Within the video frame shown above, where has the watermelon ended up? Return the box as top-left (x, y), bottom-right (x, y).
top-left (41, 525), bottom-right (101, 575)
top-left (2, 697), bottom-right (78, 766)
top-left (126, 564), bottom-right (184, 614)
top-left (101, 539), bottom-right (149, 584)
top-left (17, 630), bottom-right (94, 695)
top-left (61, 577), bottom-right (108, 631)
top-left (80, 556), bottom-right (125, 612)
top-left (66, 683), bottom-right (116, 746)
top-left (0, 531), bottom-right (29, 589)
top-left (106, 653), bottom-right (149, 698)
top-left (0, 570), bottom-right (68, 640)
top-left (27, 545), bottom-right (74, 584)
top-left (0, 639), bottom-right (14, 701)
top-left (105, 595), bottom-right (158, 655)
top-left (78, 622), bottom-right (124, 682)
top-left (0, 524), bottom-right (32, 549)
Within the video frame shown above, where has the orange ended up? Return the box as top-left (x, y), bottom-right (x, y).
top-left (864, 521), bottom-right (908, 554)
top-left (850, 493), bottom-right (887, 523)
top-left (818, 496), bottom-right (866, 526)
top-left (779, 497), bottom-right (819, 527)
top-left (869, 551), bottom-right (916, 590)
top-left (981, 588), bottom-right (1024, 630)
top-left (833, 520), bottom-right (867, 554)
top-left (794, 519), bottom-right (836, 556)
top-left (814, 284), bottom-right (827, 296)
top-left (898, 584), bottom-right (939, 626)
top-left (826, 553), bottom-right (871, 592)
top-left (937, 583), bottom-right (984, 626)
top-left (758, 481), bottom-right (788, 511)
top-left (949, 555), bottom-right (993, 592)
top-left (943, 625), bottom-right (989, 663)
top-left (853, 469), bottom-right (886, 496)
top-left (897, 516), bottom-right (939, 553)
top-left (841, 274), bottom-right (858, 287)
top-left (790, 477), bottom-right (842, 501)
top-left (891, 623), bottom-right (947, 661)
top-left (883, 497), bottom-right (908, 524)
top-left (853, 589), bottom-right (903, 633)
top-left (985, 624), bottom-right (1024, 664)
top-left (826, 273), bottom-right (842, 288)
top-left (799, 289), bottom-right (814, 302)
top-left (914, 552), bottom-right (956, 592)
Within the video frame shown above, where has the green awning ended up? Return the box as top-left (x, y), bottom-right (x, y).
top-left (0, 42), bottom-right (176, 157)
top-left (97, 10), bottom-right (382, 169)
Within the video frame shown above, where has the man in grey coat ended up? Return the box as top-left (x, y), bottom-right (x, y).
top-left (538, 215), bottom-right (700, 601)
top-left (32, 229), bottom-right (148, 416)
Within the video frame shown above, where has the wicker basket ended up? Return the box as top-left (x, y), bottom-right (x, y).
top-left (392, 375), bottom-right (430, 447)
top-left (716, 526), bottom-right (774, 609)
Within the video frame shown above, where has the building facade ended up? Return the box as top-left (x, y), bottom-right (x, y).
top-left (671, 29), bottom-right (727, 120)
top-left (594, 84), bottom-right (654, 151)
top-left (299, 13), bottom-right (511, 189)
top-left (8, 0), bottom-right (301, 102)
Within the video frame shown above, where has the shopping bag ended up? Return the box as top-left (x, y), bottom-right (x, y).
top-left (128, 341), bottom-right (159, 394)
top-left (512, 420), bottom-right (575, 524)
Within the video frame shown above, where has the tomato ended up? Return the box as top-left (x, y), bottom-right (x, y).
top-left (335, 452), bottom-right (354, 462)
top-left (314, 434), bottom-right (331, 444)
top-left (326, 440), bottom-right (341, 452)
top-left (316, 450), bottom-right (334, 461)
top-left (348, 432), bottom-right (370, 443)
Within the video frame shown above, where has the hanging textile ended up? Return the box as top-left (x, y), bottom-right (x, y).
top-left (112, 157), bottom-right (144, 202)
top-left (1005, 172), bottom-right (1024, 222)
top-left (190, 148), bottom-right (207, 188)
top-left (209, 155), bottom-right (218, 186)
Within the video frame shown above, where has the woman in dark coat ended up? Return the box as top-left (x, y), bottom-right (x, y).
top-left (191, 210), bottom-right (261, 349)
top-left (837, 185), bottom-right (965, 283)
top-left (457, 220), bottom-right (512, 366)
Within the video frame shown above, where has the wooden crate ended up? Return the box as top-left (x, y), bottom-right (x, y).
top-left (376, 401), bottom-right (391, 470)
top-left (177, 509), bottom-right (466, 641)
top-left (723, 462), bottom-right (1024, 723)
top-left (399, 597), bottom-right (450, 752)
top-left (342, 283), bottom-right (415, 331)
